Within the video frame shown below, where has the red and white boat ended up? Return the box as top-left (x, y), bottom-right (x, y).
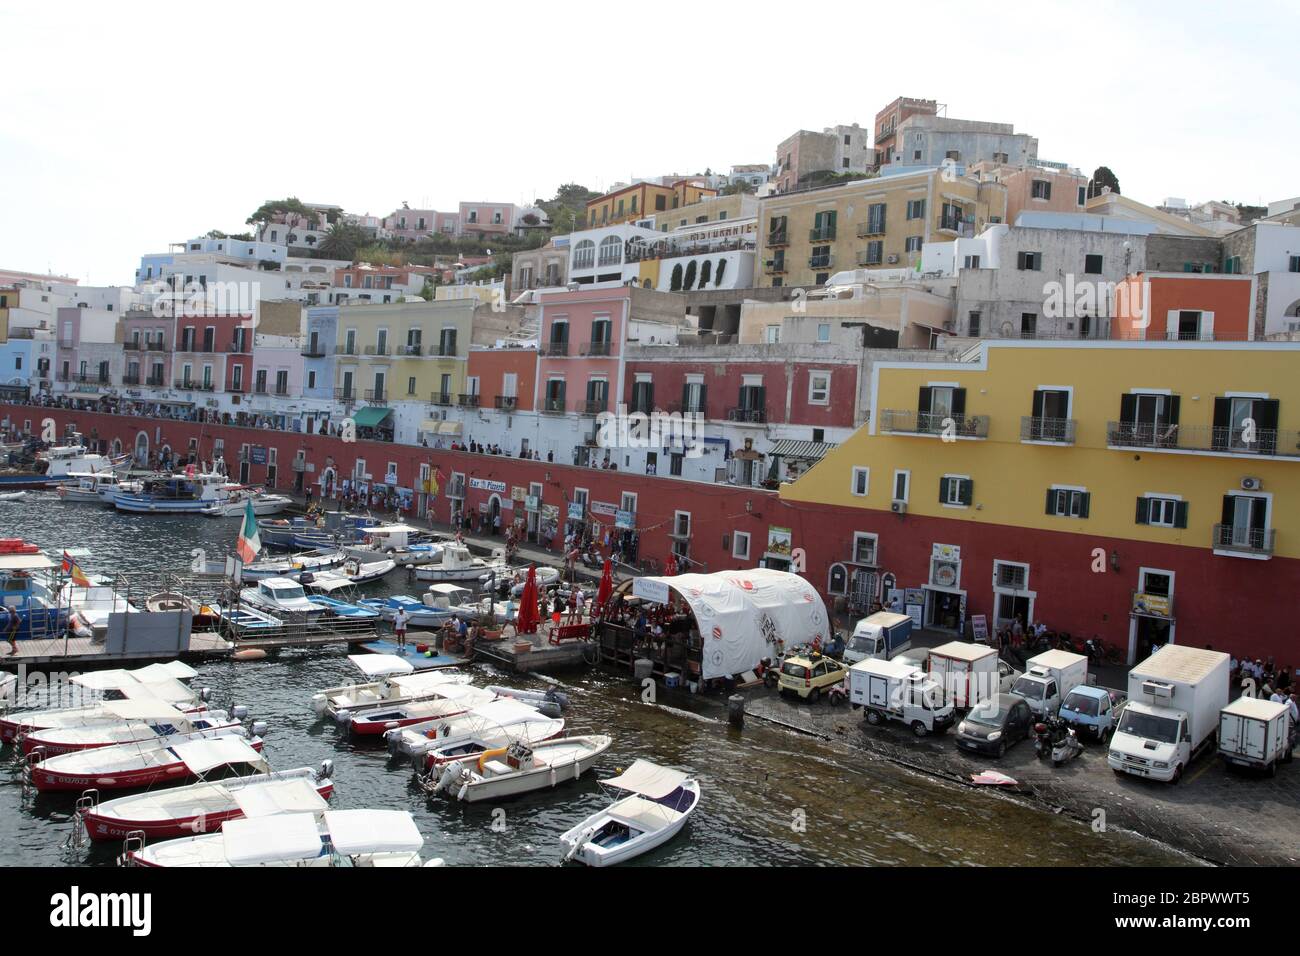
top-left (80, 762), bottom-right (334, 842)
top-left (310, 655), bottom-right (471, 723)
top-left (385, 698), bottom-right (560, 762)
top-left (22, 699), bottom-right (245, 757)
top-left (347, 684), bottom-right (495, 736)
top-left (27, 727), bottom-right (263, 793)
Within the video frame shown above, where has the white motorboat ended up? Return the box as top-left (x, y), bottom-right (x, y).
top-left (0, 491), bottom-right (27, 501)
top-left (299, 557), bottom-right (396, 591)
top-left (344, 524), bottom-right (444, 567)
top-left (386, 697), bottom-right (561, 761)
top-left (56, 471), bottom-right (141, 505)
top-left (238, 576), bottom-right (327, 621)
top-left (425, 582), bottom-right (513, 623)
top-left (493, 565), bottom-right (559, 596)
top-left (412, 544), bottom-right (509, 583)
top-left (58, 581), bottom-right (140, 642)
top-left (20, 698), bottom-right (245, 758)
top-left (125, 808), bottom-right (428, 868)
top-left (309, 654), bottom-right (471, 721)
top-left (558, 760), bottom-right (700, 867)
top-left (347, 684), bottom-right (496, 736)
top-left (240, 549), bottom-right (347, 581)
top-left (81, 763), bottom-right (334, 842)
top-left (39, 445), bottom-right (129, 480)
top-left (429, 734), bottom-right (613, 803)
top-left (201, 487), bottom-right (293, 517)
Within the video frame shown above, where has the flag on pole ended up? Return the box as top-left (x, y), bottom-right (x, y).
top-left (60, 551), bottom-right (73, 574)
top-left (429, 469), bottom-right (440, 496)
top-left (69, 560), bottom-right (91, 588)
top-left (236, 499), bottom-right (261, 564)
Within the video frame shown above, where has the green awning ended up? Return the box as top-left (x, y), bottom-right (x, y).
top-left (352, 407), bottom-right (392, 427)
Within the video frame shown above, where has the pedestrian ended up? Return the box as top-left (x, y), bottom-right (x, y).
top-left (572, 586), bottom-right (586, 624)
top-left (493, 512), bottom-right (502, 536)
top-left (393, 607), bottom-right (410, 652)
top-left (4, 604), bottom-right (18, 656)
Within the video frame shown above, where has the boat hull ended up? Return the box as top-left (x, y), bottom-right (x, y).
top-left (446, 737), bottom-right (611, 803)
top-left (82, 781), bottom-right (333, 842)
top-left (29, 738), bottom-right (264, 792)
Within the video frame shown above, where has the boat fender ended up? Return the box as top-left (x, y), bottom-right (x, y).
top-left (231, 705), bottom-right (249, 720)
top-left (384, 721), bottom-right (400, 731)
top-left (232, 649), bottom-right (266, 662)
top-left (477, 747), bottom-right (508, 773)
top-left (200, 687), bottom-right (213, 702)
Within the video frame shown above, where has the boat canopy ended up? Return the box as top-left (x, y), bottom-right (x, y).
top-left (126, 676), bottom-right (195, 704)
top-left (71, 668), bottom-right (139, 691)
top-left (231, 777), bottom-right (329, 819)
top-left (0, 554), bottom-right (55, 571)
top-left (359, 524), bottom-right (420, 535)
top-left (427, 583), bottom-right (472, 598)
top-left (134, 660), bottom-right (198, 682)
top-left (349, 653), bottom-right (415, 679)
top-left (631, 569), bottom-right (830, 680)
top-left (324, 809), bottom-right (423, 855)
top-left (467, 698), bottom-right (550, 725)
top-left (387, 671), bottom-right (470, 694)
top-left (222, 811), bottom-right (322, 865)
top-left (173, 736), bottom-right (264, 774)
top-left (103, 699), bottom-right (187, 722)
top-left (602, 759), bottom-right (688, 799)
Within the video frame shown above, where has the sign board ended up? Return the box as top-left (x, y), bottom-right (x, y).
top-left (511, 486), bottom-right (527, 502)
top-left (590, 501), bottom-right (617, 517)
top-left (633, 577), bottom-right (672, 605)
top-left (904, 588), bottom-right (925, 607)
top-left (567, 502), bottom-right (584, 521)
top-left (765, 526), bottom-right (792, 558)
top-left (250, 446), bottom-right (267, 465)
top-left (615, 509), bottom-right (635, 530)
top-left (1132, 592), bottom-right (1171, 618)
top-left (932, 543), bottom-right (961, 561)
top-left (470, 477), bottom-right (507, 494)
top-left (971, 614), bottom-right (990, 643)
top-left (906, 604), bottom-right (923, 629)
top-left (541, 504), bottom-right (560, 522)
top-left (525, 495), bottom-right (540, 512)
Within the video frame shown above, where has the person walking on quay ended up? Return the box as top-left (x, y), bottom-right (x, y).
top-left (393, 607), bottom-right (410, 653)
top-left (4, 604), bottom-right (18, 656)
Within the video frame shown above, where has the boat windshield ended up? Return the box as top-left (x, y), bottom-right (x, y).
top-left (1118, 709), bottom-right (1180, 744)
top-left (268, 584), bottom-right (306, 600)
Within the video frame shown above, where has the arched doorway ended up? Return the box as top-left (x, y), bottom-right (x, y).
top-left (320, 465), bottom-right (337, 499)
top-left (134, 431), bottom-right (149, 465)
top-left (111, 438), bottom-right (123, 457)
top-left (488, 494), bottom-right (502, 535)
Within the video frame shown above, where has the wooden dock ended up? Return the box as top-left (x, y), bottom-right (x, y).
top-left (2, 630), bottom-right (234, 669)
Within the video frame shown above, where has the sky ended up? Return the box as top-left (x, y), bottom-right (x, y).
top-left (0, 0), bottom-right (1296, 286)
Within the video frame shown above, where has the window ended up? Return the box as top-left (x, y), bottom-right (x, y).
top-left (817, 323), bottom-right (831, 343)
top-left (1077, 186), bottom-right (1087, 206)
top-left (917, 385), bottom-right (966, 430)
top-left (808, 371), bottom-right (830, 405)
top-left (573, 240), bottom-right (595, 270)
top-left (1021, 313), bottom-right (1037, 337)
top-left (994, 561), bottom-right (1028, 591)
top-left (852, 533), bottom-right (877, 565)
top-left (863, 241), bottom-right (883, 265)
top-left (1031, 180), bottom-right (1052, 200)
top-left (407, 376), bottom-right (417, 396)
top-left (865, 203), bottom-right (887, 235)
top-left (940, 475), bottom-right (973, 506)
top-left (1213, 395), bottom-right (1279, 453)
top-left (307, 370), bottom-right (316, 389)
top-left (598, 235), bottom-right (621, 266)
top-left (906, 199), bottom-right (926, 220)
top-left (892, 470), bottom-right (910, 503)
top-left (765, 325), bottom-right (781, 344)
top-left (732, 531), bottom-right (751, 561)
top-left (906, 236), bottom-right (923, 253)
top-left (1084, 254), bottom-right (1103, 275)
top-left (968, 311), bottom-right (981, 336)
top-left (1136, 495), bottom-right (1187, 528)
top-left (851, 467), bottom-right (870, 497)
top-left (1290, 256), bottom-right (1300, 273)
top-left (1046, 487), bottom-right (1090, 518)
top-left (620, 492), bottom-right (637, 514)
top-left (1017, 251), bottom-right (1042, 271)
top-left (1218, 494), bottom-right (1269, 551)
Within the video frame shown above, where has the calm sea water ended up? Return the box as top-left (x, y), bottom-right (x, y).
top-left (0, 493), bottom-right (1187, 867)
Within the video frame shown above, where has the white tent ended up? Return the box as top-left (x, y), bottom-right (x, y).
top-left (632, 569), bottom-right (829, 680)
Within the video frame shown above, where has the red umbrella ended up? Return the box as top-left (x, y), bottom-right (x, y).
top-left (595, 558), bottom-right (613, 613)
top-left (515, 564), bottom-right (539, 635)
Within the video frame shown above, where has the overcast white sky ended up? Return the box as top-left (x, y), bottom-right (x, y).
top-left (1, 0), bottom-right (1295, 286)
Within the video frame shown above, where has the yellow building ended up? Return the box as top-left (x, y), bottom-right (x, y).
top-left (756, 167), bottom-right (1007, 287)
top-left (650, 193), bottom-right (759, 232)
top-left (586, 180), bottom-right (718, 228)
top-left (334, 300), bottom-right (473, 408)
top-left (781, 340), bottom-right (1300, 661)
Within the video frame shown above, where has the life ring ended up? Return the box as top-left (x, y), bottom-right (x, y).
top-left (477, 747), bottom-right (508, 772)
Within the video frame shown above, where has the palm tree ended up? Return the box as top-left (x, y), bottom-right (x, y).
top-left (318, 222), bottom-right (367, 261)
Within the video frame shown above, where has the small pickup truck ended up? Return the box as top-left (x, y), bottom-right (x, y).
top-left (1058, 685), bottom-right (1125, 742)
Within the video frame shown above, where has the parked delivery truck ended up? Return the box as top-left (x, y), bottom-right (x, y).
top-left (928, 641), bottom-right (1018, 709)
top-left (843, 612), bottom-right (913, 665)
top-left (1108, 645), bottom-right (1229, 784)
top-left (849, 657), bottom-right (955, 736)
top-left (1218, 696), bottom-right (1294, 775)
top-left (1009, 649), bottom-right (1089, 718)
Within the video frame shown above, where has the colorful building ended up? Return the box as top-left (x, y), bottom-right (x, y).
top-left (585, 180), bottom-right (717, 228)
top-left (1111, 273), bottom-right (1256, 341)
top-left (781, 339), bottom-right (1300, 662)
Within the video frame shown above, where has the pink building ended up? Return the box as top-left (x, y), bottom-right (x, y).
top-left (458, 202), bottom-right (517, 238)
top-left (382, 208), bottom-right (460, 241)
top-left (170, 312), bottom-right (254, 394)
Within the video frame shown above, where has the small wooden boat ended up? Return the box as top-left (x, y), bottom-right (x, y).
top-left (123, 808), bottom-right (427, 868)
top-left (347, 684), bottom-right (495, 736)
top-left (81, 762), bottom-right (334, 842)
top-left (27, 727), bottom-right (264, 792)
top-left (210, 603), bottom-right (283, 631)
top-left (310, 656), bottom-right (472, 722)
top-left (558, 760), bottom-right (700, 867)
top-left (428, 734), bottom-right (613, 802)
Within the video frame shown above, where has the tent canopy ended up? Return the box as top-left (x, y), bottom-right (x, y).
top-left (631, 568), bottom-right (830, 680)
top-left (351, 407), bottom-right (392, 428)
top-left (324, 809), bottom-right (423, 855)
top-left (173, 735), bottom-right (264, 774)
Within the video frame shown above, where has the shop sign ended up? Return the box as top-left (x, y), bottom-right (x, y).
top-left (1132, 592), bottom-right (1171, 617)
top-left (511, 485), bottom-right (527, 502)
top-left (526, 495), bottom-right (540, 512)
top-left (590, 501), bottom-right (617, 517)
top-left (250, 446), bottom-right (267, 465)
top-left (615, 509), bottom-right (634, 530)
top-left (567, 502), bottom-right (585, 521)
top-left (470, 477), bottom-right (507, 494)
top-left (633, 577), bottom-right (671, 604)
top-left (765, 526), bottom-right (793, 558)
top-left (932, 543), bottom-right (961, 561)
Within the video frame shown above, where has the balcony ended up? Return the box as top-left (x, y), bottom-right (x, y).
top-left (542, 341), bottom-right (569, 357)
top-left (937, 216), bottom-right (973, 237)
top-left (400, 344), bottom-right (423, 357)
top-left (224, 382), bottom-right (245, 392)
top-left (727, 407), bottom-right (767, 424)
top-left (879, 409), bottom-right (990, 439)
top-left (809, 226), bottom-right (837, 242)
top-left (856, 221), bottom-right (886, 238)
top-left (581, 399), bottom-right (607, 415)
top-left (764, 259), bottom-right (787, 275)
top-left (1107, 422), bottom-right (1300, 458)
top-left (1020, 416), bottom-right (1077, 444)
top-left (228, 341), bottom-right (250, 353)
top-left (767, 231), bottom-right (789, 247)
top-left (301, 345), bottom-right (329, 358)
top-left (275, 386), bottom-right (289, 397)
top-left (431, 346), bottom-right (458, 357)
top-left (364, 389), bottom-right (386, 404)
top-left (430, 392), bottom-right (453, 406)
top-left (582, 341), bottom-right (612, 357)
top-left (340, 344), bottom-right (359, 356)
top-left (123, 342), bottom-right (141, 351)
top-left (457, 393), bottom-right (480, 407)
top-left (253, 384), bottom-right (269, 395)
top-left (363, 344), bottom-right (391, 357)
top-left (855, 249), bottom-right (883, 267)
top-left (335, 387), bottom-right (356, 403)
top-left (541, 398), bottom-right (567, 414)
top-left (809, 254), bottom-right (835, 270)
top-left (494, 396), bottom-right (519, 411)
top-left (145, 340), bottom-right (168, 352)
top-left (1212, 524), bottom-right (1275, 557)
top-left (668, 400), bottom-right (707, 416)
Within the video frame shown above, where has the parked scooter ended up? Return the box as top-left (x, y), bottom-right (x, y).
top-left (579, 548), bottom-right (603, 570)
top-left (1051, 725), bottom-right (1083, 767)
top-left (1034, 721), bottom-right (1054, 760)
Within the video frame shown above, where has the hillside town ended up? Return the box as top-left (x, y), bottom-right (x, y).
top-left (4, 94), bottom-right (1299, 674)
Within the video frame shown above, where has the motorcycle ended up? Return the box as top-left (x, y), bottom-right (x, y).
top-left (1051, 726), bottom-right (1083, 767)
top-left (579, 548), bottom-right (604, 570)
top-left (1034, 721), bottom-right (1054, 760)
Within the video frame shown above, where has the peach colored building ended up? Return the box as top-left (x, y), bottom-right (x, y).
top-left (971, 162), bottom-right (1089, 224)
top-left (1112, 273), bottom-right (1257, 342)
top-left (467, 345), bottom-right (537, 412)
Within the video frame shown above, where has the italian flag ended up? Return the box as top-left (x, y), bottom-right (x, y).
top-left (236, 499), bottom-right (261, 564)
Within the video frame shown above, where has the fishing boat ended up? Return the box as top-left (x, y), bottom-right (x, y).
top-left (346, 683), bottom-right (495, 736)
top-left (26, 726), bottom-right (265, 792)
top-left (238, 577), bottom-right (327, 621)
top-left (344, 525), bottom-right (445, 567)
top-left (428, 734), bottom-right (613, 803)
top-left (40, 445), bottom-right (130, 480)
top-left (201, 487), bottom-right (293, 517)
top-left (123, 808), bottom-right (427, 868)
top-left (80, 761), bottom-right (334, 842)
top-left (55, 471), bottom-right (142, 505)
top-left (310, 655), bottom-right (471, 721)
top-left (113, 473), bottom-right (231, 514)
top-left (558, 760), bottom-right (701, 867)
top-left (0, 550), bottom-right (68, 641)
top-left (240, 549), bottom-right (347, 581)
top-left (21, 698), bottom-right (246, 757)
top-left (411, 544), bottom-right (509, 583)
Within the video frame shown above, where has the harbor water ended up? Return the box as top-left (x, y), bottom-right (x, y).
top-left (0, 493), bottom-right (1188, 866)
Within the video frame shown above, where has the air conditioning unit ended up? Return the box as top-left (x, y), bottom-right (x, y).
top-left (887, 254), bottom-right (899, 264)
top-left (891, 500), bottom-right (907, 514)
top-left (1241, 476), bottom-right (1262, 491)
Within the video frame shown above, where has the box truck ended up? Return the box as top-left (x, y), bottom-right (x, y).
top-left (843, 612), bottom-right (913, 665)
top-left (849, 657), bottom-right (954, 736)
top-left (928, 641), bottom-right (1018, 709)
top-left (1009, 649), bottom-right (1089, 718)
top-left (1108, 645), bottom-right (1229, 784)
top-left (1218, 696), bottom-right (1294, 775)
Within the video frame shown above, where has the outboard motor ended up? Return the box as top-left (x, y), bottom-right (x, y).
top-left (250, 720), bottom-right (269, 738)
top-left (231, 705), bottom-right (249, 721)
top-left (199, 687), bottom-right (212, 702)
top-left (335, 708), bottom-right (352, 727)
top-left (316, 759), bottom-right (334, 782)
top-left (534, 700), bottom-right (563, 719)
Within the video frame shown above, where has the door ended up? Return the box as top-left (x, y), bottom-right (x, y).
top-left (239, 460), bottom-right (251, 483)
top-left (868, 675), bottom-right (890, 708)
